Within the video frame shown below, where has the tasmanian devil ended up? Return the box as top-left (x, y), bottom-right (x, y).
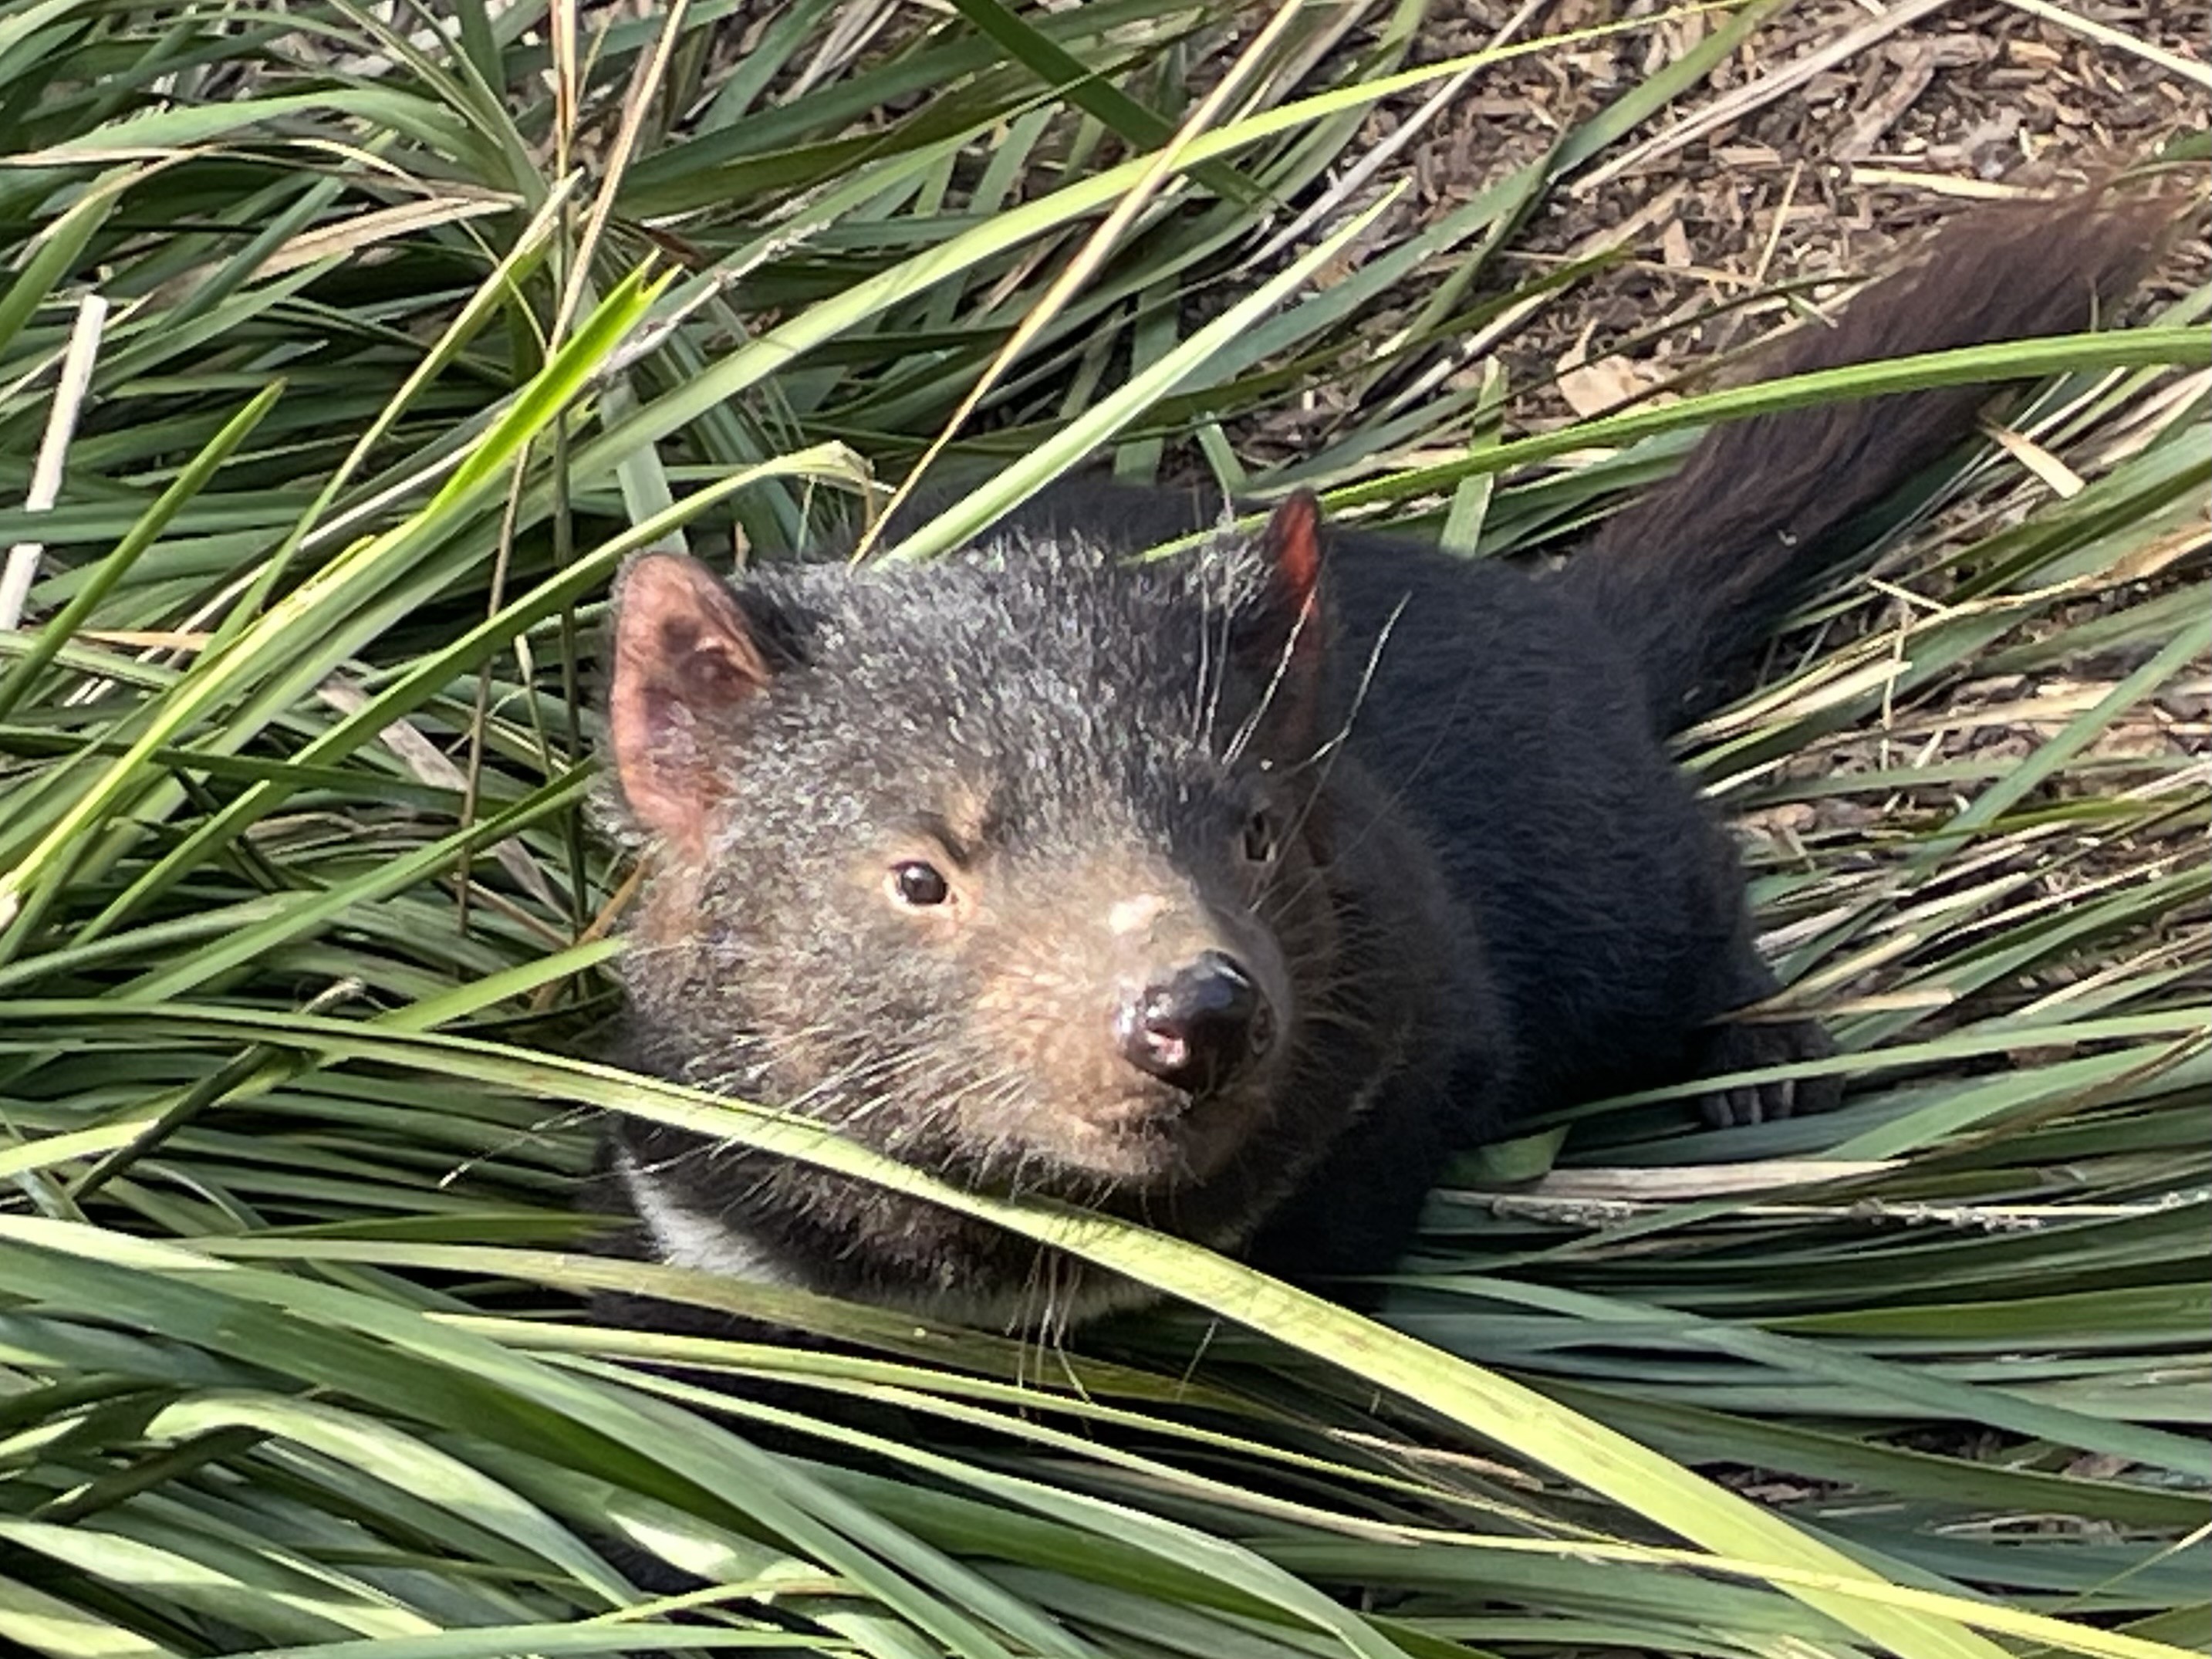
top-left (596, 196), bottom-right (2161, 1333)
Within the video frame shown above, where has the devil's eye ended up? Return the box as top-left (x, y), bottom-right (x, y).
top-left (890, 860), bottom-right (951, 907)
top-left (1241, 809), bottom-right (1280, 864)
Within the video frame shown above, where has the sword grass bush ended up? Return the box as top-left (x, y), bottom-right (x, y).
top-left (0, 4), bottom-right (2204, 1657)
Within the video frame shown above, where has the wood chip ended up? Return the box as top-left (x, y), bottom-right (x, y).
top-left (1838, 42), bottom-right (1943, 160)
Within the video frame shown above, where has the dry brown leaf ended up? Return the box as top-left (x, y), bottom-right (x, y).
top-left (1554, 354), bottom-right (1663, 417)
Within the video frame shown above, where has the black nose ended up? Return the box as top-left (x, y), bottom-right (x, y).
top-left (1117, 951), bottom-right (1274, 1094)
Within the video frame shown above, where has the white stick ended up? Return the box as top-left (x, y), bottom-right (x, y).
top-left (0, 291), bottom-right (108, 632)
top-left (1995, 0), bottom-right (2212, 91)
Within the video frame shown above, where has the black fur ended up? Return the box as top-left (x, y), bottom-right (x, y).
top-left (1560, 195), bottom-right (2166, 722)
top-left (598, 195), bottom-right (2163, 1327)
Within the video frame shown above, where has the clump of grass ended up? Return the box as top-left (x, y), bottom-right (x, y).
top-left (0, 5), bottom-right (2204, 1657)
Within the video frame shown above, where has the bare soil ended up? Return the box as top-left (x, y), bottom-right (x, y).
top-left (1352, 0), bottom-right (2209, 436)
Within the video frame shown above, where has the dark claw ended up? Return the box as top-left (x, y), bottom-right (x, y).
top-left (1694, 1017), bottom-right (1840, 1129)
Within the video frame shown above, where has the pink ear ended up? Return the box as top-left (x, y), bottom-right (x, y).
top-left (1259, 489), bottom-right (1326, 663)
top-left (1228, 491), bottom-right (1329, 755)
top-left (608, 553), bottom-right (772, 857)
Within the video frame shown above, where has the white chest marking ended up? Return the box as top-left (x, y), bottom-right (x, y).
top-left (615, 1152), bottom-right (1153, 1333)
top-left (616, 1149), bottom-right (799, 1287)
